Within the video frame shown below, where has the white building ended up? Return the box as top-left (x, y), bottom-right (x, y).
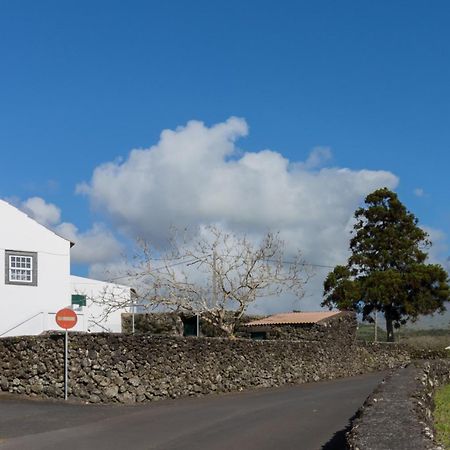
top-left (0, 199), bottom-right (131, 337)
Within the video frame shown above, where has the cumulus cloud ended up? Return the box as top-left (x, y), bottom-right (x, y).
top-left (19, 196), bottom-right (123, 265)
top-left (298, 146), bottom-right (332, 170)
top-left (56, 222), bottom-right (123, 265)
top-left (78, 117), bottom-right (398, 250)
top-left (21, 197), bottom-right (61, 227)
top-left (77, 117), bottom-right (401, 307)
top-left (423, 226), bottom-right (448, 263)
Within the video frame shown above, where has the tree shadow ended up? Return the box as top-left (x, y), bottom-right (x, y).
top-left (321, 426), bottom-right (349, 450)
top-left (321, 409), bottom-right (361, 450)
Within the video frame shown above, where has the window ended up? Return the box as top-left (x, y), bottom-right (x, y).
top-left (5, 251), bottom-right (37, 286)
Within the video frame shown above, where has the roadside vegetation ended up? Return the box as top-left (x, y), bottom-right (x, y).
top-left (434, 383), bottom-right (450, 449)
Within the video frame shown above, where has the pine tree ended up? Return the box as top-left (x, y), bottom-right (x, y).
top-left (322, 188), bottom-right (449, 342)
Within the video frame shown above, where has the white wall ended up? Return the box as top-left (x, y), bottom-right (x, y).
top-left (0, 200), bottom-right (71, 337)
top-left (70, 275), bottom-right (131, 333)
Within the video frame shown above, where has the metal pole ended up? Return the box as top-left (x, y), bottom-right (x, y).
top-left (196, 313), bottom-right (199, 337)
top-left (64, 330), bottom-right (68, 400)
top-left (131, 299), bottom-right (135, 335)
top-left (374, 311), bottom-right (378, 343)
top-left (212, 250), bottom-right (218, 308)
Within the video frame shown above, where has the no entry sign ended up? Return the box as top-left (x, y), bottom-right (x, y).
top-left (55, 308), bottom-right (78, 400)
top-left (55, 308), bottom-right (78, 330)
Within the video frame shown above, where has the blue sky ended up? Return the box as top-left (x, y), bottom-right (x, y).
top-left (1, 1), bottom-right (449, 318)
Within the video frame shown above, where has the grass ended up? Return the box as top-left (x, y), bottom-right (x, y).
top-left (357, 324), bottom-right (450, 347)
top-left (357, 324), bottom-right (387, 342)
top-left (434, 383), bottom-right (450, 449)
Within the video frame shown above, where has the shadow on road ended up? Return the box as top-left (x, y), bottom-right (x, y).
top-left (321, 410), bottom-right (359, 450)
top-left (321, 426), bottom-right (349, 450)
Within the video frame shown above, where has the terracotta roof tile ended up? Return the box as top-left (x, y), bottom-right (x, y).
top-left (245, 311), bottom-right (342, 326)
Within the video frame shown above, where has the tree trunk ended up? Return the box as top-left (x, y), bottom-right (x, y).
top-left (385, 310), bottom-right (395, 342)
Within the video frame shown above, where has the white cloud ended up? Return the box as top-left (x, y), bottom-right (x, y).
top-left (56, 222), bottom-right (123, 265)
top-left (414, 188), bottom-right (425, 198)
top-left (78, 117), bottom-right (400, 308)
top-left (19, 196), bottom-right (123, 266)
top-left (21, 197), bottom-right (61, 227)
top-left (423, 226), bottom-right (448, 264)
top-left (78, 117), bottom-right (398, 249)
top-left (298, 146), bottom-right (332, 170)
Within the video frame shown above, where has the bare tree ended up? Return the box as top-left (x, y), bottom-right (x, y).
top-left (73, 284), bottom-right (133, 332)
top-left (119, 225), bottom-right (311, 336)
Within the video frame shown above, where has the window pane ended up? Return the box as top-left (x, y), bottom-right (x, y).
top-left (7, 254), bottom-right (34, 283)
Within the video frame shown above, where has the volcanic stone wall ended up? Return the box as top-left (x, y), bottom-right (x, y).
top-left (122, 311), bottom-right (357, 343)
top-left (249, 312), bottom-right (357, 344)
top-left (122, 312), bottom-right (263, 337)
top-left (122, 312), bottom-right (185, 336)
top-left (0, 334), bottom-right (410, 404)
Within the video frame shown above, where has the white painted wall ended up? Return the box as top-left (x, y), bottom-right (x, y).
top-left (0, 200), bottom-right (131, 337)
top-left (0, 200), bottom-right (71, 337)
top-left (70, 275), bottom-right (131, 333)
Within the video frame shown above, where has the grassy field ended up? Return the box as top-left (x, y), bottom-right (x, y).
top-left (434, 384), bottom-right (450, 449)
top-left (357, 324), bottom-right (450, 352)
top-left (357, 324), bottom-right (387, 342)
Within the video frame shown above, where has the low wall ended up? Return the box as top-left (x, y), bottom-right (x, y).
top-left (122, 312), bottom-right (357, 343)
top-left (121, 312), bottom-right (263, 337)
top-left (346, 359), bottom-right (450, 450)
top-left (248, 312), bottom-right (357, 343)
top-left (0, 334), bottom-right (410, 404)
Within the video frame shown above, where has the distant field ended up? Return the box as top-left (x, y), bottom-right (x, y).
top-left (357, 324), bottom-right (450, 351)
top-left (434, 384), bottom-right (450, 449)
top-left (357, 324), bottom-right (387, 342)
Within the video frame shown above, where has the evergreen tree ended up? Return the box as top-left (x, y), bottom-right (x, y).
top-left (322, 188), bottom-right (449, 341)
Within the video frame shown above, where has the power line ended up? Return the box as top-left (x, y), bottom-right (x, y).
top-left (105, 258), bottom-right (199, 281)
top-left (103, 257), bottom-right (336, 283)
top-left (0, 247), bottom-right (69, 257)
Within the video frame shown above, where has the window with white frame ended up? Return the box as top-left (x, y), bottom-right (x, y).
top-left (10, 255), bottom-right (33, 282)
top-left (5, 251), bottom-right (38, 286)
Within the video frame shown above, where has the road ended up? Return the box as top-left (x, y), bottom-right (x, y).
top-left (0, 372), bottom-right (386, 450)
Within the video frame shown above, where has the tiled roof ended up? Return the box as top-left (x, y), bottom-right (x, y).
top-left (245, 311), bottom-right (342, 326)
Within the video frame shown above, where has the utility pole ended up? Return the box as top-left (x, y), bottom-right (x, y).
top-left (131, 298), bottom-right (135, 335)
top-left (374, 310), bottom-right (378, 343)
top-left (196, 313), bottom-right (200, 337)
top-left (212, 249), bottom-right (218, 308)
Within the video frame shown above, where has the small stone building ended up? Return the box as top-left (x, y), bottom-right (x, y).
top-left (244, 311), bottom-right (357, 343)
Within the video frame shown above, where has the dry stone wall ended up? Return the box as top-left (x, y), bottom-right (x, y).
top-left (0, 334), bottom-right (410, 404)
top-left (121, 312), bottom-right (263, 337)
top-left (252, 312), bottom-right (357, 343)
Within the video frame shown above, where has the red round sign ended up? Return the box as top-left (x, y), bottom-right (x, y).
top-left (55, 308), bottom-right (78, 330)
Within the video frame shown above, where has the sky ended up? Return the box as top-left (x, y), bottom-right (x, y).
top-left (0, 1), bottom-right (449, 325)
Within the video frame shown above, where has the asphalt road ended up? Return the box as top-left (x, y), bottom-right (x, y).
top-left (0, 372), bottom-right (386, 450)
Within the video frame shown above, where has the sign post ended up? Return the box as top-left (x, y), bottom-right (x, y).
top-left (55, 308), bottom-right (78, 400)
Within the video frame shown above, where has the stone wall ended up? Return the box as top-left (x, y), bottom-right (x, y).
top-left (122, 312), bottom-right (185, 336)
top-left (121, 312), bottom-right (263, 337)
top-left (346, 359), bottom-right (450, 450)
top-left (0, 334), bottom-right (410, 404)
top-left (122, 311), bottom-right (357, 343)
top-left (246, 312), bottom-right (357, 344)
